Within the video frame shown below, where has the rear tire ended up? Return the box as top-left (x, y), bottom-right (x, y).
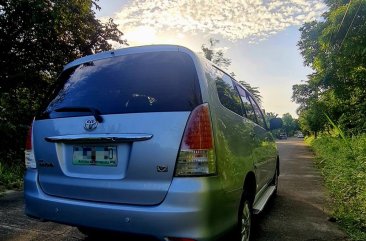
top-left (237, 194), bottom-right (253, 241)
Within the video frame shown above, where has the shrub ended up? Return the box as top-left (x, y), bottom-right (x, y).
top-left (0, 161), bottom-right (24, 192)
top-left (308, 135), bottom-right (366, 240)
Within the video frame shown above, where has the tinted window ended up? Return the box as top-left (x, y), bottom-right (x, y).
top-left (40, 51), bottom-right (202, 119)
top-left (215, 70), bottom-right (243, 116)
top-left (249, 95), bottom-right (267, 129)
top-left (236, 85), bottom-right (257, 123)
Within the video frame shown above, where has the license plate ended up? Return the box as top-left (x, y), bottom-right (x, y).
top-left (73, 146), bottom-right (117, 166)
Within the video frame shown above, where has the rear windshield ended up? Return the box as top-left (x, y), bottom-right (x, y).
top-left (38, 51), bottom-right (202, 119)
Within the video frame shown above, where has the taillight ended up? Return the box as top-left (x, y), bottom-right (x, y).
top-left (25, 124), bottom-right (36, 169)
top-left (175, 103), bottom-right (217, 177)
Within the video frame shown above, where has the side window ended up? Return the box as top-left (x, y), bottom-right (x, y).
top-left (215, 70), bottom-right (243, 116)
top-left (236, 85), bottom-right (257, 123)
top-left (249, 95), bottom-right (267, 129)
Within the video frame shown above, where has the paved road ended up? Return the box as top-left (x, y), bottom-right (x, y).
top-left (0, 138), bottom-right (348, 241)
top-left (251, 138), bottom-right (347, 241)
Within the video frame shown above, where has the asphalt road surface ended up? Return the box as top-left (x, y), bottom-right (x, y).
top-left (0, 138), bottom-right (348, 241)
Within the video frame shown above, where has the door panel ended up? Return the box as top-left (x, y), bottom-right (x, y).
top-left (248, 95), bottom-right (277, 186)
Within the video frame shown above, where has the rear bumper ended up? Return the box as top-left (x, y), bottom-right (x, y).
top-left (24, 170), bottom-right (234, 241)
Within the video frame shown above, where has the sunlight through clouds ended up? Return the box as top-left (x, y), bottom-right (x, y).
top-left (114, 0), bottom-right (326, 42)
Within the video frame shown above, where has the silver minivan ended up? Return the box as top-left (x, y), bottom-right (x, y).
top-left (24, 45), bottom-right (282, 241)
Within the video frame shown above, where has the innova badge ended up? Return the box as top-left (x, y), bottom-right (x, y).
top-left (84, 119), bottom-right (98, 131)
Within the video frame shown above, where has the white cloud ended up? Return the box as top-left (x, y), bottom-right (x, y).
top-left (113, 0), bottom-right (326, 42)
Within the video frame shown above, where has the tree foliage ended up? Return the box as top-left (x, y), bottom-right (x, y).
top-left (201, 38), bottom-right (262, 103)
top-left (201, 38), bottom-right (231, 69)
top-left (0, 0), bottom-right (126, 164)
top-left (265, 112), bottom-right (299, 137)
top-left (293, 0), bottom-right (366, 136)
top-left (281, 113), bottom-right (296, 136)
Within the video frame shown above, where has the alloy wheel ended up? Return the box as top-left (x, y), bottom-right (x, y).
top-left (241, 200), bottom-right (251, 241)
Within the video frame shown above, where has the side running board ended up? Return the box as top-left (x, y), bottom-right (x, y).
top-left (252, 185), bottom-right (276, 214)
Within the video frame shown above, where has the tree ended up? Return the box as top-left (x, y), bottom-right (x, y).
top-left (201, 38), bottom-right (231, 69)
top-left (281, 113), bottom-right (299, 137)
top-left (201, 38), bottom-right (262, 103)
top-left (266, 112), bottom-right (278, 119)
top-left (294, 0), bottom-right (366, 135)
top-left (0, 0), bottom-right (127, 164)
top-left (298, 102), bottom-right (328, 138)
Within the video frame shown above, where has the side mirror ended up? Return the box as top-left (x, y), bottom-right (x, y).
top-left (269, 118), bottom-right (283, 130)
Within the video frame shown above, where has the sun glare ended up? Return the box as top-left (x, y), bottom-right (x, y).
top-left (124, 26), bottom-right (197, 50)
top-left (124, 26), bottom-right (157, 45)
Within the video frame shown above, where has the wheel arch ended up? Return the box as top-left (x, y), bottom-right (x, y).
top-left (242, 171), bottom-right (256, 205)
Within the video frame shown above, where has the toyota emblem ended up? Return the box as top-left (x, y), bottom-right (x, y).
top-left (84, 119), bottom-right (98, 131)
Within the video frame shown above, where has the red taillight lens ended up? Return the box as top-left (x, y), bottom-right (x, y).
top-left (181, 104), bottom-right (213, 150)
top-left (25, 124), bottom-right (36, 169)
top-left (175, 103), bottom-right (217, 177)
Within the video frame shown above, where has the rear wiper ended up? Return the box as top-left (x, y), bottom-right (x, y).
top-left (54, 106), bottom-right (104, 123)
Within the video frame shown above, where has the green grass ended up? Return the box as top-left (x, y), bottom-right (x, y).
top-left (306, 135), bottom-right (366, 241)
top-left (0, 161), bottom-right (24, 193)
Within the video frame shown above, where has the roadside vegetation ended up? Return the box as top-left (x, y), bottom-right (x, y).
top-left (0, 162), bottom-right (23, 193)
top-left (306, 135), bottom-right (366, 240)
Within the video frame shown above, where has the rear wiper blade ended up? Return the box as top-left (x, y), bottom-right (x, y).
top-left (54, 106), bottom-right (104, 123)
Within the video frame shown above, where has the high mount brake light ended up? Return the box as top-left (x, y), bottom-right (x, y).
top-left (175, 103), bottom-right (217, 177)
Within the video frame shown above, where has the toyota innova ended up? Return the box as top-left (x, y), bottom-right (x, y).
top-left (24, 45), bottom-right (282, 241)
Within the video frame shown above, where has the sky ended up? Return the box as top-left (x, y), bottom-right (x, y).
top-left (96, 0), bottom-right (327, 118)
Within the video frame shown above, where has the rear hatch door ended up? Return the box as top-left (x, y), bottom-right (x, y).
top-left (34, 50), bottom-right (201, 205)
